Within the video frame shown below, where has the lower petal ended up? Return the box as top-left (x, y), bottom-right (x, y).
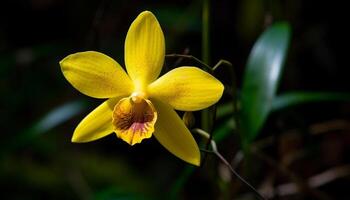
top-left (152, 98), bottom-right (200, 166)
top-left (72, 98), bottom-right (119, 143)
top-left (112, 97), bottom-right (157, 145)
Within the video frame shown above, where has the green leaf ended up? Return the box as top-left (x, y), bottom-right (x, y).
top-left (95, 186), bottom-right (150, 200)
top-left (272, 92), bottom-right (350, 111)
top-left (241, 22), bottom-right (291, 142)
top-left (216, 103), bottom-right (234, 119)
top-left (213, 118), bottom-right (236, 143)
top-left (169, 166), bottom-right (196, 200)
top-left (1, 100), bottom-right (87, 153)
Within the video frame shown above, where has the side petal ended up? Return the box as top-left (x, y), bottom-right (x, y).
top-left (125, 11), bottom-right (165, 89)
top-left (72, 98), bottom-right (119, 142)
top-left (148, 67), bottom-right (224, 111)
top-left (152, 99), bottom-right (200, 166)
top-left (60, 51), bottom-right (134, 99)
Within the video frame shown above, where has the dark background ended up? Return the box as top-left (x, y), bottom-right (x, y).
top-left (1, 0), bottom-right (349, 199)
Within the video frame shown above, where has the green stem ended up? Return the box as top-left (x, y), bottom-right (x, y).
top-left (201, 0), bottom-right (211, 132)
top-left (202, 0), bottom-right (210, 65)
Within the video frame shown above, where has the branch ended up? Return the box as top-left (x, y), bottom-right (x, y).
top-left (165, 54), bottom-right (212, 71)
top-left (193, 128), bottom-right (266, 200)
top-left (212, 59), bottom-right (233, 71)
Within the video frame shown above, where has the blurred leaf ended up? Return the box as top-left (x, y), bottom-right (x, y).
top-left (1, 100), bottom-right (87, 153)
top-left (237, 0), bottom-right (265, 41)
top-left (241, 22), bottom-right (291, 143)
top-left (1, 43), bottom-right (66, 80)
top-left (216, 103), bottom-right (234, 119)
top-left (213, 118), bottom-right (236, 143)
top-left (156, 4), bottom-right (201, 32)
top-left (272, 92), bottom-right (350, 111)
top-left (94, 186), bottom-right (151, 200)
top-left (0, 53), bottom-right (15, 77)
top-left (0, 150), bottom-right (154, 199)
top-left (169, 165), bottom-right (196, 200)
top-left (32, 100), bottom-right (87, 134)
top-left (213, 92), bottom-right (350, 144)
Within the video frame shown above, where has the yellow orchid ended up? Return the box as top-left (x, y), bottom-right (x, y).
top-left (59, 11), bottom-right (223, 166)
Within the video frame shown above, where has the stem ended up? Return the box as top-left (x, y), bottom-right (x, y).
top-left (172, 48), bottom-right (190, 68)
top-left (215, 152), bottom-right (265, 200)
top-left (204, 59), bottom-right (233, 157)
top-left (201, 0), bottom-right (211, 132)
top-left (204, 104), bottom-right (217, 160)
top-left (165, 55), bottom-right (233, 74)
top-left (165, 54), bottom-right (212, 71)
top-left (202, 0), bottom-right (210, 65)
top-left (212, 59), bottom-right (233, 71)
top-left (193, 129), bottom-right (266, 200)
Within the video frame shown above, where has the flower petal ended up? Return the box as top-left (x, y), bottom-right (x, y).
top-left (152, 99), bottom-right (200, 166)
top-left (112, 97), bottom-right (157, 145)
top-left (72, 98), bottom-right (119, 142)
top-left (148, 67), bottom-right (224, 111)
top-left (60, 51), bottom-right (134, 98)
top-left (125, 11), bottom-right (165, 89)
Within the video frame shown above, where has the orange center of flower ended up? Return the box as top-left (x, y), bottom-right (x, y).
top-left (112, 93), bottom-right (157, 145)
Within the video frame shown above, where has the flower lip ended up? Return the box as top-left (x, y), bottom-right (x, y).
top-left (112, 96), bottom-right (157, 145)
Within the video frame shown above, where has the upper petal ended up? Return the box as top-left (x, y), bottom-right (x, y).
top-left (72, 98), bottom-right (119, 142)
top-left (148, 67), bottom-right (224, 111)
top-left (125, 11), bottom-right (165, 89)
top-left (152, 99), bottom-right (200, 166)
top-left (60, 51), bottom-right (133, 99)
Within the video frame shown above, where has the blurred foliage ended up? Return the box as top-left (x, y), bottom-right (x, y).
top-left (1, 0), bottom-right (350, 199)
top-left (241, 22), bottom-right (291, 144)
top-left (1, 100), bottom-right (88, 154)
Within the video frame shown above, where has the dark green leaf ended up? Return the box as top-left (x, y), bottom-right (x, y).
top-left (95, 186), bottom-right (150, 200)
top-left (241, 22), bottom-right (291, 142)
top-left (213, 118), bottom-right (236, 143)
top-left (216, 103), bottom-right (234, 119)
top-left (1, 100), bottom-right (87, 153)
top-left (169, 166), bottom-right (195, 200)
top-left (272, 92), bottom-right (350, 111)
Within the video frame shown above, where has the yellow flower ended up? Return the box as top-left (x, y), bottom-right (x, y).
top-left (59, 11), bottom-right (223, 166)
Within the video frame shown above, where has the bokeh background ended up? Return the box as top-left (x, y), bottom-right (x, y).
top-left (1, 0), bottom-right (350, 199)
